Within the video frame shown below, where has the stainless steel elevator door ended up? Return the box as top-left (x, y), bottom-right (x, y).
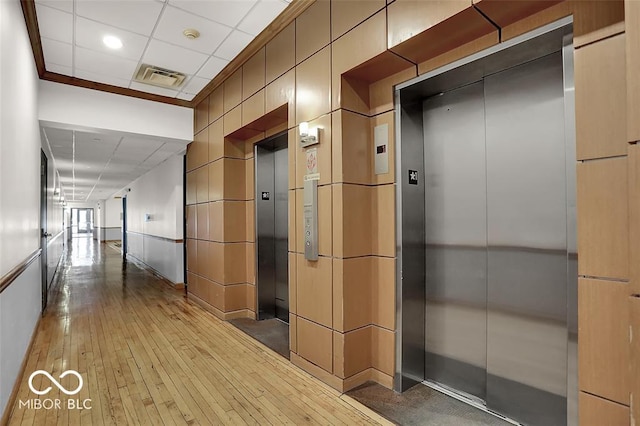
top-left (484, 52), bottom-right (567, 425)
top-left (422, 81), bottom-right (488, 402)
top-left (421, 53), bottom-right (570, 426)
top-left (256, 135), bottom-right (289, 322)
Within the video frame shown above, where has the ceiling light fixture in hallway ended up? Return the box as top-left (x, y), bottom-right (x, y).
top-left (102, 34), bottom-right (122, 49)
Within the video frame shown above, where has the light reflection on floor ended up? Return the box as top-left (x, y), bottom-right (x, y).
top-left (69, 236), bottom-right (101, 266)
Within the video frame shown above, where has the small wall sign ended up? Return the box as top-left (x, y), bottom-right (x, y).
top-left (409, 170), bottom-right (419, 185)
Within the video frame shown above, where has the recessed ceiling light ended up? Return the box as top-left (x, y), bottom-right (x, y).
top-left (103, 35), bottom-right (123, 50)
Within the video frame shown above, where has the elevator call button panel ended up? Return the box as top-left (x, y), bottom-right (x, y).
top-left (303, 179), bottom-right (318, 261)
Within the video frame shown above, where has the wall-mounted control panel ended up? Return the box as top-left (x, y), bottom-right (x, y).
top-left (303, 179), bottom-right (318, 261)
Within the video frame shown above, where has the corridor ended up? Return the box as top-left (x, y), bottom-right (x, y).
top-left (6, 239), bottom-right (387, 425)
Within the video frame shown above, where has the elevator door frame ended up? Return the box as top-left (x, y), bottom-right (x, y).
top-left (254, 132), bottom-right (289, 322)
top-left (394, 16), bottom-right (577, 425)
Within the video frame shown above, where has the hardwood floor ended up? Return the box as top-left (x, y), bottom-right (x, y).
top-left (6, 238), bottom-right (389, 425)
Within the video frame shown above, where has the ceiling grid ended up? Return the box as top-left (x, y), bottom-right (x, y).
top-left (35, 0), bottom-right (291, 101)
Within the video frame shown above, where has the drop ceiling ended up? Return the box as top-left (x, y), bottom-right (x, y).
top-left (42, 126), bottom-right (187, 202)
top-left (35, 0), bottom-right (290, 101)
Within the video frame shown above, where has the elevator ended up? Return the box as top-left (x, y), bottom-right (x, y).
top-left (255, 133), bottom-right (289, 322)
top-left (395, 19), bottom-right (577, 426)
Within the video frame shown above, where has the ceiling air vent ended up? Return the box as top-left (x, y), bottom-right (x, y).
top-left (134, 64), bottom-right (186, 89)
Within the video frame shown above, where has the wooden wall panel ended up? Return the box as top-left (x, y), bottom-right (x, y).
top-left (333, 257), bottom-right (372, 332)
top-left (575, 34), bottom-right (627, 160)
top-left (579, 392), bottom-right (629, 426)
top-left (296, 0), bottom-right (330, 64)
top-left (630, 145), bottom-right (640, 295)
top-left (296, 254), bottom-right (333, 328)
top-left (331, 0), bottom-right (385, 41)
top-left (195, 97), bottom-right (208, 134)
top-left (630, 297), bottom-right (640, 426)
top-left (297, 317), bottom-right (333, 372)
top-left (266, 23), bottom-right (295, 84)
top-left (332, 11), bottom-right (387, 111)
top-left (388, 2), bottom-right (495, 65)
top-left (295, 46), bottom-right (332, 124)
top-left (208, 85), bottom-right (223, 124)
top-left (387, 0), bottom-right (470, 49)
top-left (573, 0), bottom-right (625, 47)
top-left (242, 48), bottom-right (266, 101)
top-left (473, 0), bottom-right (563, 28)
top-left (223, 69), bottom-right (243, 113)
top-left (577, 157), bottom-right (628, 280)
top-left (627, 0), bottom-right (640, 142)
top-left (578, 278), bottom-right (629, 405)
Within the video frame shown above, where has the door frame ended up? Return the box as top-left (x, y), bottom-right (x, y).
top-left (40, 150), bottom-right (48, 312)
top-left (254, 131), bottom-right (289, 321)
top-left (393, 16), bottom-right (576, 425)
top-left (122, 196), bottom-right (127, 258)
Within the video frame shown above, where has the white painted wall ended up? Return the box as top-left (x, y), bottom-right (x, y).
top-left (105, 197), bottom-right (122, 228)
top-left (127, 155), bottom-right (183, 240)
top-left (0, 261), bottom-right (41, 418)
top-left (0, 0), bottom-right (45, 417)
top-left (125, 155), bottom-right (184, 283)
top-left (0, 0), bottom-right (41, 276)
top-left (39, 80), bottom-right (193, 142)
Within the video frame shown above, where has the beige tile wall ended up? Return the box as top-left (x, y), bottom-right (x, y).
top-left (571, 0), bottom-right (633, 419)
top-left (187, 0), bottom-right (635, 405)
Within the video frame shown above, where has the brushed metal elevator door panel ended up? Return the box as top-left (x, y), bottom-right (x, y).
top-left (484, 52), bottom-right (568, 425)
top-left (256, 145), bottom-right (277, 320)
top-left (423, 80), bottom-right (488, 402)
top-left (274, 146), bottom-right (289, 322)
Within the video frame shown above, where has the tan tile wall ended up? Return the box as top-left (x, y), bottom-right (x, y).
top-left (628, 3), bottom-right (640, 425)
top-left (572, 0), bottom-right (635, 419)
top-left (186, 0), bottom-right (636, 405)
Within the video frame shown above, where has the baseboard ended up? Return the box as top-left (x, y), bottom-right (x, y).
top-left (125, 254), bottom-right (183, 291)
top-left (290, 352), bottom-right (343, 392)
top-left (187, 293), bottom-right (255, 320)
top-left (290, 352), bottom-right (394, 394)
top-left (1, 315), bottom-right (42, 425)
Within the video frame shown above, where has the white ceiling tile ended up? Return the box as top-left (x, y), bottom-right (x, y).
top-left (169, 0), bottom-right (257, 28)
top-left (36, 4), bottom-right (73, 43)
top-left (238, 0), bottom-right (287, 36)
top-left (153, 6), bottom-right (232, 55)
top-left (142, 38), bottom-right (208, 75)
top-left (41, 38), bottom-right (73, 67)
top-left (36, 0), bottom-right (73, 13)
top-left (47, 63), bottom-right (73, 76)
top-left (75, 131), bottom-right (122, 146)
top-left (130, 82), bottom-right (179, 97)
top-left (74, 69), bottom-right (132, 87)
top-left (214, 30), bottom-right (253, 61)
top-left (75, 46), bottom-right (139, 80)
top-left (75, 17), bottom-right (149, 61)
top-left (177, 92), bottom-right (194, 101)
top-left (182, 76), bottom-right (209, 95)
top-left (197, 55), bottom-right (228, 79)
top-left (143, 150), bottom-right (172, 167)
top-left (75, 0), bottom-right (164, 36)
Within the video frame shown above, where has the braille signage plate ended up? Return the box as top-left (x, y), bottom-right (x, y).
top-left (261, 192), bottom-right (270, 200)
top-left (409, 170), bottom-right (418, 185)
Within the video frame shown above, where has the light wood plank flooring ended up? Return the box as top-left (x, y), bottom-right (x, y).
top-left (6, 237), bottom-right (389, 425)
